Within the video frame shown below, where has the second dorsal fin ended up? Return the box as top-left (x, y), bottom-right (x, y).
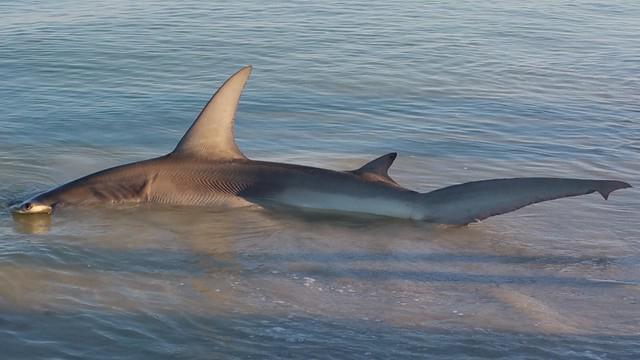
top-left (171, 66), bottom-right (252, 160)
top-left (348, 152), bottom-right (400, 186)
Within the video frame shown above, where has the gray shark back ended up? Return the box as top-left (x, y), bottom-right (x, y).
top-left (146, 157), bottom-right (418, 217)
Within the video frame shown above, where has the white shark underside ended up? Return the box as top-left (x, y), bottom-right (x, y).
top-left (13, 66), bottom-right (631, 225)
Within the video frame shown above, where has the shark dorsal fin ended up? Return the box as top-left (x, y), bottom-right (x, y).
top-left (348, 152), bottom-right (401, 186)
top-left (172, 66), bottom-right (252, 160)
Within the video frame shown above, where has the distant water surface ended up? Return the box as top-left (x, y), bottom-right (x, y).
top-left (1, 1), bottom-right (639, 358)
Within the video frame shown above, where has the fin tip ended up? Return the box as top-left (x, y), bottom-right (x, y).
top-left (598, 180), bottom-right (632, 200)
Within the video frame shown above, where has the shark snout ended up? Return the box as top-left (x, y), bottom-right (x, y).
top-left (11, 200), bottom-right (53, 215)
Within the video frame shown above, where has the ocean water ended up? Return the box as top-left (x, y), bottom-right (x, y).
top-left (1, 0), bottom-right (639, 358)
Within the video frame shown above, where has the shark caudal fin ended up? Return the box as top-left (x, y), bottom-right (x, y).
top-left (596, 180), bottom-right (632, 200)
top-left (347, 152), bottom-right (403, 187)
top-left (172, 66), bottom-right (252, 160)
top-left (418, 177), bottom-right (631, 225)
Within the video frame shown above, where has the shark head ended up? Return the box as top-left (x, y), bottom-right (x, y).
top-left (11, 66), bottom-right (255, 216)
top-left (11, 199), bottom-right (53, 215)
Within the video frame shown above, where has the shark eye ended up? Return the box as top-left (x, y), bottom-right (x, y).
top-left (23, 202), bottom-right (33, 211)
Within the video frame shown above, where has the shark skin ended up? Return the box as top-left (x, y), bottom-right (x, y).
top-left (12, 66), bottom-right (631, 225)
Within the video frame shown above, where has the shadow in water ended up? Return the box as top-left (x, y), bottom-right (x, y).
top-left (272, 267), bottom-right (639, 287)
top-left (11, 213), bottom-right (52, 234)
top-left (4, 205), bottom-right (637, 291)
top-left (3, 240), bottom-right (637, 288)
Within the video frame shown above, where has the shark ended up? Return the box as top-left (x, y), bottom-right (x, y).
top-left (11, 66), bottom-right (631, 225)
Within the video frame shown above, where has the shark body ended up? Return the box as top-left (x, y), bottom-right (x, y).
top-left (13, 66), bottom-right (631, 225)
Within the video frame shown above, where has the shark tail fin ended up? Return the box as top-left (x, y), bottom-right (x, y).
top-left (418, 178), bottom-right (631, 225)
top-left (597, 180), bottom-right (632, 200)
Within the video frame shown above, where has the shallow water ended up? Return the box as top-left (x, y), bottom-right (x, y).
top-left (1, 0), bottom-right (639, 358)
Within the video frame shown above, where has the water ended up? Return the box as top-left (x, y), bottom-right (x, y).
top-left (1, 0), bottom-right (639, 358)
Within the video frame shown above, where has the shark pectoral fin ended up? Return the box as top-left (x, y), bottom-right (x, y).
top-left (420, 178), bottom-right (632, 225)
top-left (171, 66), bottom-right (252, 160)
top-left (348, 152), bottom-right (402, 186)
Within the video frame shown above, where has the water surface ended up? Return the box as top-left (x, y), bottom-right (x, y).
top-left (1, 1), bottom-right (639, 358)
